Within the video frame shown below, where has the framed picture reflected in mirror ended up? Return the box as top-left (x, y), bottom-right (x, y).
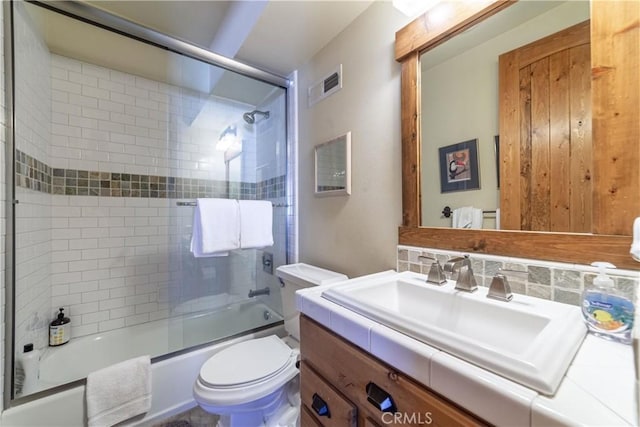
top-left (438, 139), bottom-right (480, 193)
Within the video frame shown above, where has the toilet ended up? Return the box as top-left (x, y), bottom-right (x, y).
top-left (193, 263), bottom-right (348, 427)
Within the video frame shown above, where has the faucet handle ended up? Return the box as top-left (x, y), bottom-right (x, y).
top-left (487, 274), bottom-right (513, 302)
top-left (486, 268), bottom-right (526, 302)
top-left (455, 264), bottom-right (478, 292)
top-left (427, 261), bottom-right (447, 285)
top-left (418, 255), bottom-right (446, 285)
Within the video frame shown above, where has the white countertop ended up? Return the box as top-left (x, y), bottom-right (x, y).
top-left (296, 271), bottom-right (637, 427)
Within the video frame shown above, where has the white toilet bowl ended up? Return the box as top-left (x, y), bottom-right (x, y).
top-left (194, 336), bottom-right (300, 426)
top-left (193, 263), bottom-right (347, 427)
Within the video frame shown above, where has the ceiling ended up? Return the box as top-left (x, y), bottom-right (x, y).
top-left (84, 0), bottom-right (375, 77)
top-left (25, 1), bottom-right (374, 106)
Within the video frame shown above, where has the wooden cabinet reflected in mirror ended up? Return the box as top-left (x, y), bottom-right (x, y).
top-left (500, 20), bottom-right (591, 232)
top-left (396, 0), bottom-right (639, 269)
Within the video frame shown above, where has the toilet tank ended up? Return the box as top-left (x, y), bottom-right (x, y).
top-left (275, 263), bottom-right (348, 340)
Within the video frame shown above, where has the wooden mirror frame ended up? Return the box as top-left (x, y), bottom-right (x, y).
top-left (395, 0), bottom-right (640, 270)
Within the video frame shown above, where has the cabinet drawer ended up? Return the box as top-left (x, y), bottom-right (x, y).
top-left (301, 362), bottom-right (357, 426)
top-left (364, 417), bottom-right (382, 427)
top-left (301, 405), bottom-right (324, 427)
top-left (301, 315), bottom-right (487, 427)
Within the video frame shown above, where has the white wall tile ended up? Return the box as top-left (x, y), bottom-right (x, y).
top-left (110, 306), bottom-right (135, 319)
top-left (99, 297), bottom-right (125, 311)
top-left (99, 318), bottom-right (125, 332)
top-left (71, 323), bottom-right (98, 338)
top-left (82, 269), bottom-right (110, 282)
top-left (69, 93), bottom-right (98, 109)
top-left (69, 281), bottom-right (98, 294)
top-left (82, 310), bottom-right (109, 324)
top-left (52, 78), bottom-right (81, 95)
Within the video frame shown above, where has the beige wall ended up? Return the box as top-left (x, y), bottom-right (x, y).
top-left (297, 2), bottom-right (411, 277)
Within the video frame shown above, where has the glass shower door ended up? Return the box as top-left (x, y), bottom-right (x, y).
top-left (9, 0), bottom-right (289, 400)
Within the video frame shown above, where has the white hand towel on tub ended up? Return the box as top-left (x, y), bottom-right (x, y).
top-left (190, 198), bottom-right (240, 257)
top-left (86, 355), bottom-right (151, 427)
top-left (239, 200), bottom-right (274, 248)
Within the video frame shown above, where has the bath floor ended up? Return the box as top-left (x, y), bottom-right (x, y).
top-left (153, 406), bottom-right (219, 427)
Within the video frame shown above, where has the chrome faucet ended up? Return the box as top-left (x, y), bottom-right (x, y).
top-left (446, 256), bottom-right (477, 292)
top-left (417, 255), bottom-right (447, 285)
top-left (443, 256), bottom-right (465, 281)
top-left (487, 268), bottom-right (527, 302)
top-left (248, 287), bottom-right (270, 298)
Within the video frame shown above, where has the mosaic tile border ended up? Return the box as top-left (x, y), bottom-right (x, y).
top-left (397, 245), bottom-right (640, 306)
top-left (16, 149), bottom-right (286, 199)
top-left (15, 150), bottom-right (52, 193)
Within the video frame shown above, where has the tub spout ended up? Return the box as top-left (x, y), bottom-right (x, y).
top-left (248, 287), bottom-right (270, 298)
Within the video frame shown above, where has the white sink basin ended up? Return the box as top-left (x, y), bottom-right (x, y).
top-left (322, 271), bottom-right (587, 395)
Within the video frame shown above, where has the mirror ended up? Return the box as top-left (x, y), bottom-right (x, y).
top-left (420, 1), bottom-right (589, 229)
top-left (396, 1), bottom-right (639, 269)
top-left (315, 132), bottom-right (351, 197)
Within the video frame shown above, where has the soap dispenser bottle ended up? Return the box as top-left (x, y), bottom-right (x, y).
top-left (15, 343), bottom-right (40, 396)
top-left (49, 308), bottom-right (70, 346)
top-left (582, 262), bottom-right (634, 344)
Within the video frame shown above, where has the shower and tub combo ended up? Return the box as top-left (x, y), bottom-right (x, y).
top-left (1, 1), bottom-right (303, 425)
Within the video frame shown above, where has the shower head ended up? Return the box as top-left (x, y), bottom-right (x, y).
top-left (243, 110), bottom-right (270, 124)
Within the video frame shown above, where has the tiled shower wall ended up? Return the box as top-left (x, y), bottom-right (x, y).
top-left (398, 245), bottom-right (640, 305)
top-left (49, 54), bottom-right (252, 179)
top-left (11, 9), bottom-right (289, 355)
top-left (13, 4), bottom-right (52, 355)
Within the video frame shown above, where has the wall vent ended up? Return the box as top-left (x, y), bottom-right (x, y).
top-left (308, 65), bottom-right (342, 107)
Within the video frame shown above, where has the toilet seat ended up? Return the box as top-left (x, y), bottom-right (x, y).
top-left (199, 336), bottom-right (293, 388)
top-left (194, 335), bottom-right (299, 407)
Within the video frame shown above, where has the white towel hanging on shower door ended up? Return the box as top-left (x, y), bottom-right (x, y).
top-left (238, 200), bottom-right (274, 248)
top-left (190, 198), bottom-right (240, 257)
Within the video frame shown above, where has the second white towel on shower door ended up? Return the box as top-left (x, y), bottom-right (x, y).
top-left (239, 200), bottom-right (274, 248)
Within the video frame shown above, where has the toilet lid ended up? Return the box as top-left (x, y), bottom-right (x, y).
top-left (199, 336), bottom-right (294, 388)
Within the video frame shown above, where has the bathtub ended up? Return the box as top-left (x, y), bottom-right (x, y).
top-left (2, 299), bottom-right (285, 426)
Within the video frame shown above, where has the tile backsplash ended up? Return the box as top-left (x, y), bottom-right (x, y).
top-left (398, 245), bottom-right (640, 306)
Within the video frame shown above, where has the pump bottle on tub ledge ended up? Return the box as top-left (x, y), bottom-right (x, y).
top-left (49, 307), bottom-right (70, 346)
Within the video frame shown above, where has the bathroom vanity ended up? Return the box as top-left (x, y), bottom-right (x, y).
top-left (300, 315), bottom-right (485, 426)
top-left (297, 272), bottom-right (637, 426)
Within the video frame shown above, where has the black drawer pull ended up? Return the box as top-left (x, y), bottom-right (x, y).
top-left (366, 382), bottom-right (397, 413)
top-left (312, 393), bottom-right (331, 418)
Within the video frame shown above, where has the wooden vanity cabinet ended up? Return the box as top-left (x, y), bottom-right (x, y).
top-left (300, 315), bottom-right (488, 427)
